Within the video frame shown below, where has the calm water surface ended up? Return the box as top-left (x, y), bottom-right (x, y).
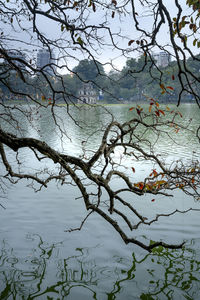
top-left (0, 103), bottom-right (200, 299)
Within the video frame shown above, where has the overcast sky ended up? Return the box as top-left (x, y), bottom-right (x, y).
top-left (2, 0), bottom-right (197, 73)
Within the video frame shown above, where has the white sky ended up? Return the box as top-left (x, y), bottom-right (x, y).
top-left (2, 0), bottom-right (198, 74)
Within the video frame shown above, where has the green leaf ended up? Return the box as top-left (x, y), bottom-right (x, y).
top-left (140, 293), bottom-right (154, 300)
top-left (152, 245), bottom-right (164, 253)
top-left (61, 24), bottom-right (65, 32)
top-left (149, 240), bottom-right (164, 253)
top-left (77, 36), bottom-right (84, 45)
top-left (47, 248), bottom-right (53, 258)
top-left (149, 239), bottom-right (155, 246)
top-left (193, 38), bottom-right (197, 46)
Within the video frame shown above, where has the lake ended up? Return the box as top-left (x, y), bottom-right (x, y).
top-left (0, 103), bottom-right (200, 299)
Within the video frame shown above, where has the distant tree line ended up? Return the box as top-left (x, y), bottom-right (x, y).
top-left (0, 54), bottom-right (199, 104)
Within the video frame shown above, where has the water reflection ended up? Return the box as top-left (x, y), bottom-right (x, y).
top-left (32, 104), bottom-right (200, 160)
top-left (1, 234), bottom-right (200, 299)
top-left (1, 104), bottom-right (199, 160)
top-left (1, 104), bottom-right (200, 299)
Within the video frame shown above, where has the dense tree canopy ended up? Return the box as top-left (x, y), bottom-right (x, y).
top-left (0, 0), bottom-right (200, 251)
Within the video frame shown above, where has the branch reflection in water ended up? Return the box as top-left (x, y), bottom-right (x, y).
top-left (0, 234), bottom-right (200, 299)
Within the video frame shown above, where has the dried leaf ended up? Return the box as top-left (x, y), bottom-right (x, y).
top-left (158, 109), bottom-right (165, 115)
top-left (138, 182), bottom-right (144, 190)
top-left (134, 182), bottom-right (144, 190)
top-left (166, 86), bottom-right (174, 90)
top-left (73, 1), bottom-right (78, 7)
top-left (155, 111), bottom-right (160, 117)
top-left (112, 0), bottom-right (117, 6)
top-left (156, 180), bottom-right (167, 185)
top-left (128, 40), bottom-right (135, 46)
top-left (92, 2), bottom-right (96, 12)
top-left (153, 169), bottom-right (158, 177)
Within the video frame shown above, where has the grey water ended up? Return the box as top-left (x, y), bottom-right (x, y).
top-left (0, 103), bottom-right (200, 299)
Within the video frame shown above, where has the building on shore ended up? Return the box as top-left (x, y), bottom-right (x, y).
top-left (153, 51), bottom-right (171, 68)
top-left (36, 49), bottom-right (56, 76)
top-left (77, 82), bottom-right (97, 104)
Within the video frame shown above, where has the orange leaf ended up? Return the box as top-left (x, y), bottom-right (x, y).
top-left (149, 105), bottom-right (152, 113)
top-left (160, 84), bottom-right (165, 90)
top-left (156, 180), bottom-right (167, 185)
top-left (155, 102), bottom-right (159, 107)
top-left (134, 182), bottom-right (144, 189)
top-left (166, 86), bottom-right (174, 90)
top-left (153, 169), bottom-right (158, 177)
top-left (139, 182), bottom-right (144, 190)
top-left (129, 106), bottom-right (135, 111)
top-left (158, 109), bottom-right (165, 115)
